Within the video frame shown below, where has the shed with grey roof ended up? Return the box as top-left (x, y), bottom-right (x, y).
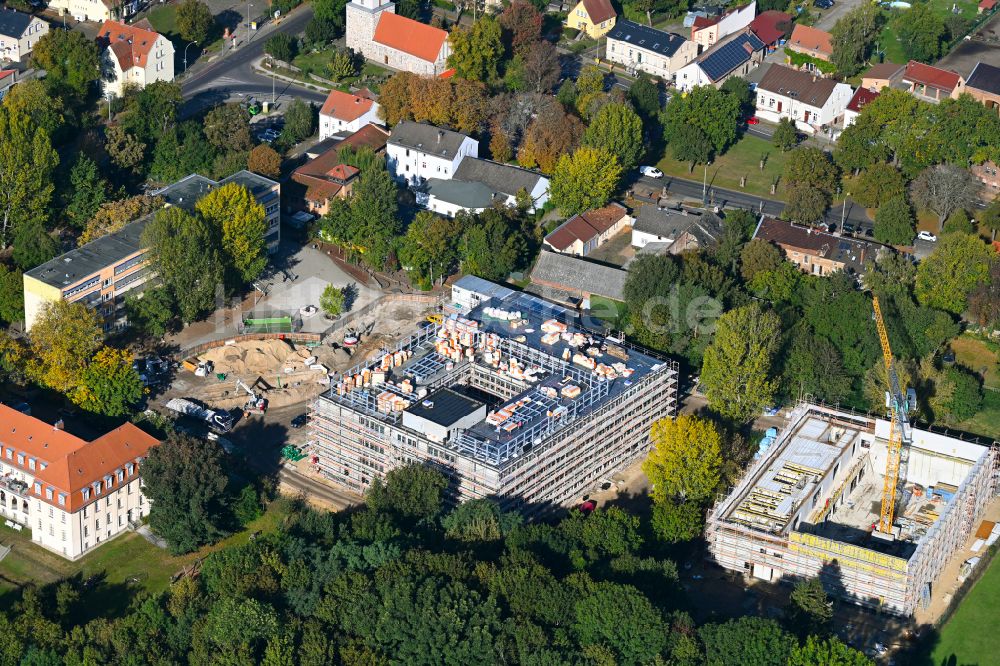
top-left (530, 250), bottom-right (628, 302)
top-left (454, 158), bottom-right (547, 199)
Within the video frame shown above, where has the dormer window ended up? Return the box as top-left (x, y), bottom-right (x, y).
top-left (127, 463), bottom-right (135, 475)
top-left (16, 454), bottom-right (23, 466)
top-left (33, 482), bottom-right (41, 494)
top-left (58, 493), bottom-right (66, 507)
top-left (116, 470), bottom-right (124, 483)
top-left (45, 488), bottom-right (53, 500)
top-left (82, 488), bottom-right (91, 501)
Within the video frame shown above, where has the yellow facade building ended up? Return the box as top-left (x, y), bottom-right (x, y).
top-left (565, 0), bottom-right (617, 39)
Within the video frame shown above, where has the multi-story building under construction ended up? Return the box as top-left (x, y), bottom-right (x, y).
top-left (310, 277), bottom-right (679, 513)
top-left (706, 403), bottom-right (998, 616)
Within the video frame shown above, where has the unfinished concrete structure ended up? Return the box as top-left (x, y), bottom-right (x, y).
top-left (311, 283), bottom-right (678, 513)
top-left (707, 403), bottom-right (998, 615)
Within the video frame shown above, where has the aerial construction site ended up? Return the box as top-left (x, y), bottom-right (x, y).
top-left (707, 299), bottom-right (999, 616)
top-left (310, 277), bottom-right (679, 513)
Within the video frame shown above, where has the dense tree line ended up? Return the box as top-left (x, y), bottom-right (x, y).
top-left (0, 463), bottom-right (871, 665)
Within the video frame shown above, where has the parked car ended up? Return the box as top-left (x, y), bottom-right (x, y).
top-left (747, 116), bottom-right (760, 125)
top-left (639, 166), bottom-right (663, 178)
top-left (814, 0), bottom-right (833, 8)
top-left (842, 222), bottom-right (856, 235)
top-left (917, 230), bottom-right (937, 242)
top-left (290, 413), bottom-right (309, 429)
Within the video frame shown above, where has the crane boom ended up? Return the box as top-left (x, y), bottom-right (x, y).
top-left (873, 296), bottom-right (910, 536)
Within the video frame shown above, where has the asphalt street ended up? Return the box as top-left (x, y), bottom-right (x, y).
top-left (180, 5), bottom-right (328, 115)
top-left (636, 174), bottom-right (874, 232)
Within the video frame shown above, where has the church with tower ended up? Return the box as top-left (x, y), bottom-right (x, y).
top-left (346, 0), bottom-right (451, 77)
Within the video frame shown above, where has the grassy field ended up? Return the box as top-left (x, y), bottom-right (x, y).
top-left (931, 548), bottom-right (1000, 664)
top-left (0, 499), bottom-right (293, 615)
top-left (656, 134), bottom-right (792, 201)
top-left (147, 5), bottom-right (178, 38)
top-left (588, 295), bottom-right (629, 328)
top-left (950, 334), bottom-right (1000, 440)
top-left (879, 0), bottom-right (981, 64)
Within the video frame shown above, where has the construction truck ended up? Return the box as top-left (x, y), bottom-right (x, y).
top-left (165, 398), bottom-right (234, 434)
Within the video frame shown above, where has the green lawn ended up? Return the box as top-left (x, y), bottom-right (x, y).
top-left (147, 5), bottom-right (178, 38)
top-left (947, 334), bottom-right (1000, 440)
top-left (588, 295), bottom-right (629, 328)
top-left (879, 0), bottom-right (982, 64)
top-left (656, 133), bottom-right (792, 201)
top-left (0, 499), bottom-right (293, 613)
top-left (932, 548), bottom-right (1000, 664)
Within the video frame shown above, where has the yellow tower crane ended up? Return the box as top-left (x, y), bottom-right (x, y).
top-left (872, 296), bottom-right (912, 537)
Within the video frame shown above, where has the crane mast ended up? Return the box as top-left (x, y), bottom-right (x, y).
top-left (873, 296), bottom-right (911, 537)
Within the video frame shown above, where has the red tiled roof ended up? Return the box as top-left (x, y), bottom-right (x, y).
top-left (293, 123), bottom-right (390, 182)
top-left (97, 20), bottom-right (163, 71)
top-left (0, 70), bottom-right (15, 82)
top-left (0, 405), bottom-right (158, 513)
top-left (327, 164), bottom-right (360, 181)
top-left (693, 15), bottom-right (719, 30)
top-left (320, 89), bottom-right (377, 122)
top-left (544, 203), bottom-right (628, 251)
top-left (788, 24), bottom-right (833, 56)
top-left (749, 10), bottom-right (791, 45)
top-left (981, 0), bottom-right (996, 10)
top-left (582, 0), bottom-right (616, 24)
top-left (903, 60), bottom-right (962, 92)
top-left (373, 12), bottom-right (448, 63)
top-left (847, 86), bottom-right (879, 113)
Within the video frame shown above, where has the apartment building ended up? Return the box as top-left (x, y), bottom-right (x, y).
top-left (605, 20), bottom-right (697, 81)
top-left (97, 19), bottom-right (174, 98)
top-left (0, 9), bottom-right (48, 63)
top-left (310, 282), bottom-right (678, 512)
top-left (690, 0), bottom-right (755, 52)
top-left (386, 121), bottom-right (479, 186)
top-left (0, 404), bottom-right (159, 560)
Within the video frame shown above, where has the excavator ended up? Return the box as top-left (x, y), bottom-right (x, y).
top-left (872, 296), bottom-right (913, 540)
top-left (235, 378), bottom-right (268, 415)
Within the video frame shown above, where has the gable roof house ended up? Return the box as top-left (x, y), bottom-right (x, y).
top-left (843, 86), bottom-right (879, 127)
top-left (861, 62), bottom-right (904, 91)
top-left (675, 31), bottom-right (765, 91)
top-left (605, 20), bottom-right (697, 81)
top-left (566, 0), bottom-right (617, 39)
top-left (753, 216), bottom-right (886, 278)
top-left (785, 24), bottom-right (833, 65)
top-left (690, 0), bottom-right (755, 52)
top-left (0, 9), bottom-right (48, 63)
top-left (901, 60), bottom-right (964, 102)
top-left (0, 69), bottom-right (15, 100)
top-left (319, 89), bottom-right (382, 139)
top-left (0, 404), bottom-right (159, 559)
top-left (749, 10), bottom-right (791, 51)
top-left (754, 64), bottom-right (854, 134)
top-left (529, 250), bottom-right (629, 306)
top-left (291, 123), bottom-right (390, 215)
top-left (631, 206), bottom-right (723, 255)
top-left (48, 0), bottom-right (122, 23)
top-left (543, 203), bottom-right (632, 256)
top-left (964, 62), bottom-right (1000, 113)
top-left (96, 19), bottom-right (174, 97)
top-left (386, 121), bottom-right (479, 186)
top-left (424, 159), bottom-right (549, 217)
top-left (345, 0), bottom-right (450, 76)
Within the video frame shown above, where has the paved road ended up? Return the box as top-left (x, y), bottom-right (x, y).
top-left (635, 174), bottom-right (874, 232)
top-left (180, 5), bottom-right (328, 114)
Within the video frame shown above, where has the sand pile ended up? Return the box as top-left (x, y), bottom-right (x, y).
top-left (201, 339), bottom-right (299, 376)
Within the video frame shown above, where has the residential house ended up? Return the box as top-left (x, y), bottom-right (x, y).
top-left (23, 214), bottom-right (155, 332)
top-left (155, 171), bottom-right (282, 252)
top-left (860, 62), bottom-right (904, 91)
top-left (676, 31), bottom-right (765, 91)
top-left (0, 69), bottom-right (14, 100)
top-left (972, 160), bottom-right (1000, 198)
top-left (0, 404), bottom-right (158, 560)
top-left (749, 10), bottom-right (791, 52)
top-left (0, 9), bottom-right (48, 63)
top-left (565, 0), bottom-right (616, 39)
top-left (964, 62), bottom-right (1000, 113)
top-left (630, 206), bottom-right (723, 254)
top-left (424, 158), bottom-right (549, 217)
top-left (605, 20), bottom-right (697, 82)
top-left (543, 203), bottom-right (631, 256)
top-left (843, 87), bottom-right (879, 127)
top-left (754, 64), bottom-right (854, 133)
top-left (386, 121), bottom-right (478, 186)
top-left (319, 89), bottom-right (381, 139)
top-left (529, 250), bottom-right (628, 306)
top-left (346, 0), bottom-right (450, 76)
top-left (690, 0), bottom-right (755, 53)
top-left (753, 216), bottom-right (885, 277)
top-left (48, 0), bottom-right (119, 22)
top-left (902, 60), bottom-right (964, 102)
top-left (291, 123), bottom-right (390, 215)
top-left (97, 19), bottom-right (174, 97)
top-left (786, 24), bottom-right (833, 66)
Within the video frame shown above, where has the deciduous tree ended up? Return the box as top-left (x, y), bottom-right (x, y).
top-left (203, 102), bottom-right (253, 152)
top-left (176, 0), bottom-right (215, 43)
top-left (367, 463), bottom-right (447, 520)
top-left (521, 41), bottom-right (560, 93)
top-left (573, 583), bottom-right (667, 665)
top-left (105, 124), bottom-right (146, 175)
top-left (0, 264), bottom-right (23, 325)
top-left (448, 16), bottom-right (504, 82)
top-left (399, 210), bottom-right (462, 284)
top-left (66, 155), bottom-right (107, 228)
top-left (247, 144), bottom-right (281, 178)
top-left (80, 194), bottom-right (163, 245)
top-left (320, 284), bottom-right (345, 316)
top-left (0, 107), bottom-right (58, 248)
top-left (772, 117), bottom-right (798, 152)
top-left (197, 182), bottom-right (268, 285)
top-left (643, 414), bottom-right (722, 504)
top-left (787, 578), bottom-right (833, 638)
top-left (830, 4), bottom-right (881, 76)
top-left (31, 29), bottom-right (99, 100)
top-left (75, 347), bottom-right (144, 416)
top-left (873, 196), bottom-right (915, 245)
top-left (11, 219), bottom-right (57, 270)
top-left (1, 80), bottom-right (64, 138)
top-left (701, 302), bottom-right (781, 423)
top-left (582, 102), bottom-right (643, 172)
top-left (550, 147), bottom-right (622, 215)
top-left (788, 636), bottom-right (872, 666)
top-left (518, 104), bottom-right (583, 173)
top-left (28, 300), bottom-right (103, 394)
top-left (663, 86), bottom-right (741, 156)
top-left (853, 163), bottom-right (905, 209)
top-left (125, 286), bottom-right (175, 338)
top-left (910, 164), bottom-right (979, 228)
top-left (784, 184), bottom-right (830, 223)
top-left (458, 208), bottom-right (529, 281)
top-left (895, 3), bottom-right (946, 63)
top-left (739, 238), bottom-right (784, 282)
top-left (265, 33), bottom-right (297, 63)
top-left (915, 232), bottom-right (995, 314)
top-left (669, 124), bottom-right (712, 170)
top-left (499, 0), bottom-right (542, 52)
top-left (283, 99), bottom-right (315, 142)
top-left (142, 432), bottom-right (232, 554)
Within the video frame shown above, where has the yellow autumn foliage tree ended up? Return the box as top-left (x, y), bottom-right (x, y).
top-left (642, 414), bottom-right (722, 504)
